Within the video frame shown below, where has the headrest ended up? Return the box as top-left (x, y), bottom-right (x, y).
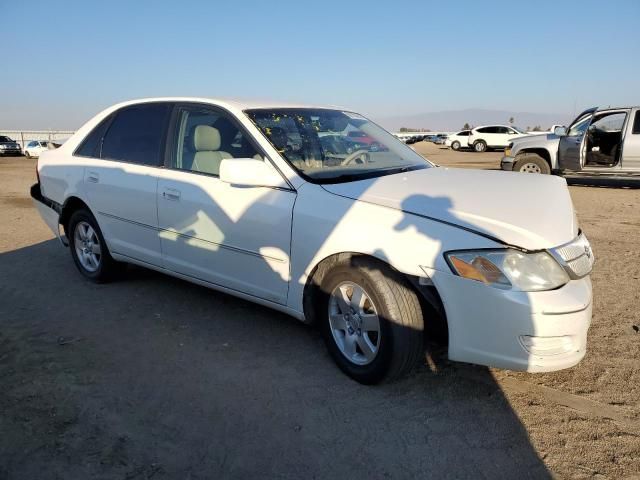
top-left (194, 125), bottom-right (221, 151)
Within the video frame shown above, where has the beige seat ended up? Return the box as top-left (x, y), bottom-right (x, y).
top-left (192, 125), bottom-right (232, 175)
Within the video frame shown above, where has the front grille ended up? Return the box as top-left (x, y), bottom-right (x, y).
top-left (550, 233), bottom-right (594, 279)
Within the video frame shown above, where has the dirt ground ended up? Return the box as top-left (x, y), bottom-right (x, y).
top-left (1, 147), bottom-right (639, 479)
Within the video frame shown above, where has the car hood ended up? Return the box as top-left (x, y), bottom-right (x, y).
top-left (512, 133), bottom-right (560, 148)
top-left (321, 167), bottom-right (578, 250)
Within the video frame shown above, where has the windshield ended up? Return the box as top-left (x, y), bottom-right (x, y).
top-left (245, 108), bottom-right (431, 183)
top-left (0, 136), bottom-right (12, 142)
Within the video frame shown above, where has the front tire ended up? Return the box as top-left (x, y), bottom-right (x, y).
top-left (473, 140), bottom-right (487, 152)
top-left (451, 141), bottom-right (461, 151)
top-left (514, 153), bottom-right (551, 174)
top-left (24, 151), bottom-right (31, 159)
top-left (68, 208), bottom-right (123, 282)
top-left (318, 257), bottom-right (424, 384)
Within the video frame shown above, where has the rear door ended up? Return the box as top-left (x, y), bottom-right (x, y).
top-left (621, 109), bottom-right (640, 171)
top-left (494, 126), bottom-right (511, 148)
top-left (79, 102), bottom-right (171, 267)
top-left (558, 113), bottom-right (592, 171)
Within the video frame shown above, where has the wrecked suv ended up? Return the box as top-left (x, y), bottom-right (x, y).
top-left (502, 106), bottom-right (640, 174)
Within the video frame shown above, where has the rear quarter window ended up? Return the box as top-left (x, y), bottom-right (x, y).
top-left (75, 114), bottom-right (114, 158)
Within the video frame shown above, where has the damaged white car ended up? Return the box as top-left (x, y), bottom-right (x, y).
top-left (32, 98), bottom-right (594, 384)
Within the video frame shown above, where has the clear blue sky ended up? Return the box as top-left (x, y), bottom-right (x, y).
top-left (2, 0), bottom-right (639, 129)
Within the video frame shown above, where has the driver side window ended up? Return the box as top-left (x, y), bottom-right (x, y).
top-left (172, 106), bottom-right (261, 176)
top-left (567, 116), bottom-right (592, 137)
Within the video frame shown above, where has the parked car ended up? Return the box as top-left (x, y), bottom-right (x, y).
top-left (319, 135), bottom-right (368, 156)
top-left (434, 134), bottom-right (448, 145)
top-left (24, 140), bottom-right (50, 158)
top-left (0, 135), bottom-right (22, 156)
top-left (467, 125), bottom-right (527, 152)
top-left (346, 130), bottom-right (377, 145)
top-left (32, 98), bottom-right (594, 384)
top-left (501, 106), bottom-right (640, 174)
top-left (445, 130), bottom-right (471, 150)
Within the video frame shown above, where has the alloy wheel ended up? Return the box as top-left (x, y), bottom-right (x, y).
top-left (328, 281), bottom-right (381, 365)
top-left (74, 221), bottom-right (102, 272)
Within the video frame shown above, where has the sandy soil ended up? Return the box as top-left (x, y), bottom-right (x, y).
top-left (1, 150), bottom-right (638, 479)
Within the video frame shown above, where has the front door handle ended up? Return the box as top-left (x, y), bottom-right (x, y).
top-left (86, 171), bottom-right (99, 183)
top-left (162, 188), bottom-right (181, 201)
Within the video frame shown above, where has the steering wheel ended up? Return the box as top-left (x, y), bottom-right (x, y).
top-left (341, 149), bottom-right (370, 166)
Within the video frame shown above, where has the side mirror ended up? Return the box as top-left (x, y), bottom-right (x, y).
top-left (554, 126), bottom-right (567, 136)
top-left (219, 158), bottom-right (286, 188)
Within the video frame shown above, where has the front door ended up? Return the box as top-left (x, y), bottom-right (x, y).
top-left (558, 113), bottom-right (592, 171)
top-left (156, 104), bottom-right (296, 304)
top-left (81, 103), bottom-right (171, 267)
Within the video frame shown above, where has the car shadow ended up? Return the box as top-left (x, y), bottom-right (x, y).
top-left (564, 175), bottom-right (640, 189)
top-left (0, 238), bottom-right (551, 479)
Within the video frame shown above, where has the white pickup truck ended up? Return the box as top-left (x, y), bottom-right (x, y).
top-left (501, 107), bottom-right (640, 174)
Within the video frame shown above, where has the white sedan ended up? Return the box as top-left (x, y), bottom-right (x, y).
top-left (24, 140), bottom-right (50, 158)
top-left (32, 97), bottom-right (594, 384)
top-left (444, 130), bottom-right (471, 151)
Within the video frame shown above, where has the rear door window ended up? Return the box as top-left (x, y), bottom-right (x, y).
top-left (101, 103), bottom-right (170, 166)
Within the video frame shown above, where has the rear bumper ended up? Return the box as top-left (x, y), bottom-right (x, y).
top-left (31, 183), bottom-right (66, 244)
top-left (501, 155), bottom-right (516, 171)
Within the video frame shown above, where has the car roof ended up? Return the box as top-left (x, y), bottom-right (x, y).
top-left (108, 97), bottom-right (349, 113)
top-left (473, 124), bottom-right (515, 129)
top-left (594, 106), bottom-right (640, 112)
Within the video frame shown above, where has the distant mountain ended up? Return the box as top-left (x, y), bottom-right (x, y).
top-left (376, 108), bottom-right (573, 132)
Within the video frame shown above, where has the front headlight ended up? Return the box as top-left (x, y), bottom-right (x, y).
top-left (504, 143), bottom-right (513, 157)
top-left (445, 249), bottom-right (569, 291)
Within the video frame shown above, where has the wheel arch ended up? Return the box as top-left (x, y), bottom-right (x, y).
top-left (60, 196), bottom-right (93, 236)
top-left (302, 251), bottom-right (448, 345)
top-left (516, 148), bottom-right (552, 168)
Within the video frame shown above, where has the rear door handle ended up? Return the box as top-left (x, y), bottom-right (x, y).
top-left (162, 188), bottom-right (181, 201)
top-left (86, 171), bottom-right (99, 183)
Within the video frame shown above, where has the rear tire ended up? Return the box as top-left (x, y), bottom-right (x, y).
top-left (317, 256), bottom-right (424, 384)
top-left (68, 208), bottom-right (123, 283)
top-left (514, 153), bottom-right (551, 174)
top-left (451, 141), bottom-right (461, 151)
top-left (473, 140), bottom-right (487, 152)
